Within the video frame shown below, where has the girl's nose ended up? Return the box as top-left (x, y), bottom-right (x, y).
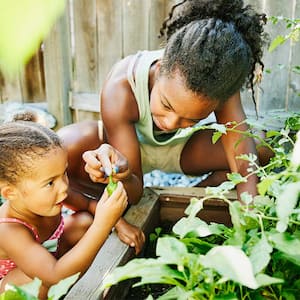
top-left (60, 174), bottom-right (69, 192)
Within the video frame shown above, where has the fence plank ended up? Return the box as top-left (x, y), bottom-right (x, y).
top-left (287, 0), bottom-right (300, 111)
top-left (43, 4), bottom-right (72, 127)
top-left (0, 71), bottom-right (23, 103)
top-left (148, 0), bottom-right (166, 50)
top-left (72, 0), bottom-right (98, 93)
top-left (123, 0), bottom-right (150, 55)
top-left (19, 48), bottom-right (45, 102)
top-left (258, 0), bottom-right (294, 113)
top-left (97, 0), bottom-right (123, 89)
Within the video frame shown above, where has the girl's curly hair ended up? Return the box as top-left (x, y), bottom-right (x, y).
top-left (159, 0), bottom-right (267, 108)
top-left (0, 120), bottom-right (62, 185)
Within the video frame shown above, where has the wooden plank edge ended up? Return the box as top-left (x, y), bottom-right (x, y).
top-left (64, 187), bottom-right (160, 300)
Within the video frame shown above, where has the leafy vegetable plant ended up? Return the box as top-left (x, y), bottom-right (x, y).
top-left (0, 273), bottom-right (79, 300)
top-left (100, 114), bottom-right (300, 299)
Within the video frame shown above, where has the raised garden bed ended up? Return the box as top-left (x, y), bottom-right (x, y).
top-left (64, 186), bottom-right (236, 299)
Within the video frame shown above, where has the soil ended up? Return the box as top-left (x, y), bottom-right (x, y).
top-left (124, 221), bottom-right (174, 300)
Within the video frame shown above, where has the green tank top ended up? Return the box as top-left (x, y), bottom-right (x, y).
top-left (127, 49), bottom-right (216, 146)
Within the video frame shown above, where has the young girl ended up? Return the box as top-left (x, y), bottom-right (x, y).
top-left (0, 118), bottom-right (128, 299)
top-left (58, 0), bottom-right (269, 207)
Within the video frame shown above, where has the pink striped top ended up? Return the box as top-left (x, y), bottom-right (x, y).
top-left (0, 217), bottom-right (64, 279)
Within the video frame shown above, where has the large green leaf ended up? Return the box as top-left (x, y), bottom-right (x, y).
top-left (269, 232), bottom-right (300, 265)
top-left (173, 217), bottom-right (212, 239)
top-left (0, 0), bottom-right (66, 75)
top-left (156, 237), bottom-right (188, 264)
top-left (202, 245), bottom-right (258, 289)
top-left (249, 235), bottom-right (273, 274)
top-left (276, 182), bottom-right (300, 232)
top-left (48, 273), bottom-right (80, 300)
top-left (100, 258), bottom-right (184, 290)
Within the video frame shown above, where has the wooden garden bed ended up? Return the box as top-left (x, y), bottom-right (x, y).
top-left (64, 186), bottom-right (237, 299)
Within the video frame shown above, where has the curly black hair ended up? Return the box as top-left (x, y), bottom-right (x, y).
top-left (159, 0), bottom-right (267, 108)
top-left (0, 120), bottom-right (62, 184)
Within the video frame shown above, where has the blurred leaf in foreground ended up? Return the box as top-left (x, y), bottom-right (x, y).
top-left (0, 0), bottom-right (66, 76)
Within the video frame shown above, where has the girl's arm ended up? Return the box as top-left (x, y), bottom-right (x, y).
top-left (0, 182), bottom-right (127, 287)
top-left (215, 92), bottom-right (259, 198)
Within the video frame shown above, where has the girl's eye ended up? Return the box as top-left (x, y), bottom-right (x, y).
top-left (46, 180), bottom-right (54, 187)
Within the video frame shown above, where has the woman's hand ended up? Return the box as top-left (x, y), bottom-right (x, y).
top-left (115, 218), bottom-right (145, 254)
top-left (82, 143), bottom-right (130, 184)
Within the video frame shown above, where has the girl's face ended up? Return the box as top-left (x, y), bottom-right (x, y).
top-left (150, 70), bottom-right (219, 131)
top-left (12, 147), bottom-right (69, 218)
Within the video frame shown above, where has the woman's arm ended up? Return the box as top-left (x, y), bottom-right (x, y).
top-left (215, 92), bottom-right (259, 198)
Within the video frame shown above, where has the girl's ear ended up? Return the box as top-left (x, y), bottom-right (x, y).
top-left (1, 185), bottom-right (18, 201)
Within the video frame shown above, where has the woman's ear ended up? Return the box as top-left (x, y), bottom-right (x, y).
top-left (1, 185), bottom-right (18, 201)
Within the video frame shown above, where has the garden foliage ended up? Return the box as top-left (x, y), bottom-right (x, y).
top-left (101, 114), bottom-right (300, 300)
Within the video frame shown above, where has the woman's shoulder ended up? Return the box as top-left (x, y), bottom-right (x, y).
top-left (101, 53), bottom-right (140, 123)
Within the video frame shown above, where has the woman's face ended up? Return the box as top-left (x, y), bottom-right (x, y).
top-left (150, 69), bottom-right (219, 132)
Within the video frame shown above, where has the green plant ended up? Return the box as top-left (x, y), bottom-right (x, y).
top-left (107, 175), bottom-right (118, 196)
top-left (100, 114), bottom-right (300, 299)
top-left (0, 273), bottom-right (79, 300)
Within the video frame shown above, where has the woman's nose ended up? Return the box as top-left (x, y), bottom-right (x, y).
top-left (165, 112), bottom-right (180, 129)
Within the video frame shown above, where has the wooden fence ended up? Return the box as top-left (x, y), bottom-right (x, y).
top-left (0, 0), bottom-right (299, 128)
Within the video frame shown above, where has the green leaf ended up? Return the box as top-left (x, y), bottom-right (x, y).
top-left (227, 201), bottom-right (245, 246)
top-left (212, 131), bottom-right (223, 144)
top-left (269, 232), bottom-right (300, 265)
top-left (158, 286), bottom-right (193, 300)
top-left (0, 0), bottom-right (66, 76)
top-left (257, 177), bottom-right (276, 196)
top-left (276, 182), bottom-right (300, 232)
top-left (292, 65), bottom-right (300, 74)
top-left (48, 273), bottom-right (80, 300)
top-left (100, 258), bottom-right (183, 290)
top-left (214, 294), bottom-right (238, 300)
top-left (107, 175), bottom-right (118, 196)
top-left (249, 235), bottom-right (273, 274)
top-left (202, 245), bottom-right (258, 289)
top-left (173, 217), bottom-right (212, 239)
top-left (227, 173), bottom-right (247, 185)
top-left (255, 273), bottom-right (283, 286)
top-left (269, 35), bottom-right (286, 52)
top-left (156, 237), bottom-right (188, 263)
top-left (184, 197), bottom-right (203, 218)
top-left (210, 123), bottom-right (227, 134)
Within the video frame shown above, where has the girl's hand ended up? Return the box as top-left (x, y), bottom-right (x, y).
top-left (94, 181), bottom-right (128, 226)
top-left (82, 143), bottom-right (130, 184)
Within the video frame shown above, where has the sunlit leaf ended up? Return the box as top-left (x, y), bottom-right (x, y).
top-left (249, 235), bottom-right (273, 274)
top-left (202, 246), bottom-right (258, 289)
top-left (0, 0), bottom-right (66, 75)
top-left (48, 273), bottom-right (80, 300)
top-left (269, 35), bottom-right (286, 52)
top-left (173, 217), bottom-right (212, 238)
top-left (276, 182), bottom-right (300, 232)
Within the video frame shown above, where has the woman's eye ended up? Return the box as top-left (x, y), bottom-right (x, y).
top-left (162, 101), bottom-right (171, 110)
